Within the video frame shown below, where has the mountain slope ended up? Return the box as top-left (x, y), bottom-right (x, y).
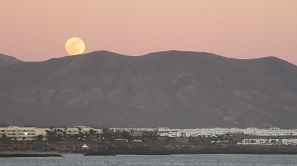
top-left (0, 51), bottom-right (297, 128)
top-left (0, 53), bottom-right (21, 67)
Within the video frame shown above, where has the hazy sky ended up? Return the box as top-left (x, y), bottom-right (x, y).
top-left (1, 0), bottom-right (297, 64)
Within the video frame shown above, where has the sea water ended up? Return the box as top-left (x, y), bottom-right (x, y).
top-left (1, 154), bottom-right (297, 166)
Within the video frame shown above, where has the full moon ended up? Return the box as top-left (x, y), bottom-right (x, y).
top-left (65, 37), bottom-right (85, 55)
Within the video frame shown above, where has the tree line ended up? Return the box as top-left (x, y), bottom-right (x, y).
top-left (0, 128), bottom-right (158, 143)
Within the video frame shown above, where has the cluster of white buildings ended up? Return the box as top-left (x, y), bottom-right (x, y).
top-left (0, 126), bottom-right (102, 141)
top-left (1, 126), bottom-right (297, 141)
top-left (238, 138), bottom-right (297, 146)
top-left (156, 127), bottom-right (297, 138)
top-left (109, 127), bottom-right (156, 133)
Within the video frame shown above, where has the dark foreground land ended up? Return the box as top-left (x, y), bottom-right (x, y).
top-left (84, 144), bottom-right (297, 156)
top-left (1, 137), bottom-right (297, 156)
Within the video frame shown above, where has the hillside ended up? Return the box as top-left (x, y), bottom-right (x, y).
top-left (0, 53), bottom-right (21, 67)
top-left (0, 51), bottom-right (297, 128)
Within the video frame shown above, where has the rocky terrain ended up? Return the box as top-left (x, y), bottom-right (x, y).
top-left (0, 51), bottom-right (297, 128)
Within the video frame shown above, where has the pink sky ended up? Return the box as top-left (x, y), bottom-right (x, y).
top-left (0, 0), bottom-right (297, 64)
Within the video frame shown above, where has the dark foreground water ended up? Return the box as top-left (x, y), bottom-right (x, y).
top-left (1, 154), bottom-right (297, 166)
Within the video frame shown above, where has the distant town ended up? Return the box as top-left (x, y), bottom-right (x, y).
top-left (1, 126), bottom-right (297, 146)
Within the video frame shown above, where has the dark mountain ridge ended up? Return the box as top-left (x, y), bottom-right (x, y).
top-left (0, 51), bottom-right (297, 128)
top-left (0, 53), bottom-right (21, 67)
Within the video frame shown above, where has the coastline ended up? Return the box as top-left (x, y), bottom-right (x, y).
top-left (83, 144), bottom-right (297, 156)
top-left (1, 139), bottom-right (297, 156)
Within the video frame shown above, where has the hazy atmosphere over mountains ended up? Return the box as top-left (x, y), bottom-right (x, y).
top-left (1, 51), bottom-right (297, 128)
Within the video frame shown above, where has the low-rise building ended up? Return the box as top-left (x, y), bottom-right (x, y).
top-left (0, 126), bottom-right (36, 141)
top-left (0, 126), bottom-right (102, 141)
top-left (238, 138), bottom-right (297, 146)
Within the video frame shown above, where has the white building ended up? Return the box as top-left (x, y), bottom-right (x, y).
top-left (0, 126), bottom-right (103, 141)
top-left (109, 127), bottom-right (156, 133)
top-left (0, 126), bottom-right (36, 141)
top-left (156, 127), bottom-right (297, 138)
top-left (238, 138), bottom-right (297, 146)
top-left (35, 128), bottom-right (50, 136)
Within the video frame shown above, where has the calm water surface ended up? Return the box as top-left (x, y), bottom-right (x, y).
top-left (1, 154), bottom-right (297, 166)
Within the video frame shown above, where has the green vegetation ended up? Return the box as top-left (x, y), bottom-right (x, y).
top-left (44, 128), bottom-right (101, 143)
top-left (0, 128), bottom-right (161, 144)
top-left (43, 128), bottom-right (156, 143)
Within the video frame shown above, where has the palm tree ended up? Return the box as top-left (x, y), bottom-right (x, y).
top-left (101, 128), bottom-right (114, 142)
top-left (95, 133), bottom-right (100, 142)
top-left (63, 127), bottom-right (68, 141)
top-left (45, 130), bottom-right (54, 142)
top-left (56, 128), bottom-right (64, 141)
top-left (89, 129), bottom-right (96, 141)
top-left (77, 127), bottom-right (84, 141)
top-left (36, 135), bottom-right (43, 141)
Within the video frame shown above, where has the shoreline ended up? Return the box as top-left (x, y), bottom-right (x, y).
top-left (1, 141), bottom-right (297, 156)
top-left (1, 148), bottom-right (297, 157)
top-left (84, 148), bottom-right (297, 156)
